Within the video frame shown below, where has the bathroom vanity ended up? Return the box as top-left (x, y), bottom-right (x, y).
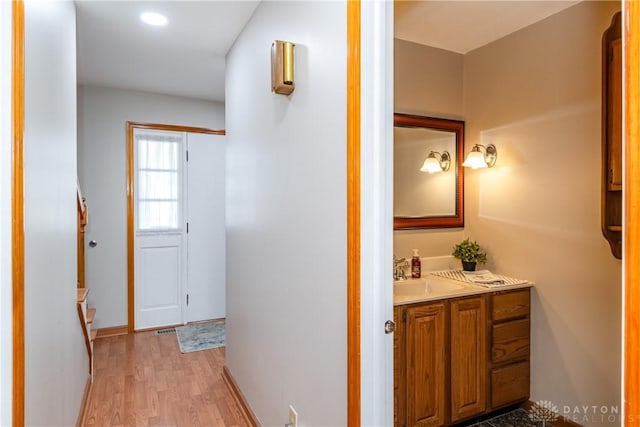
top-left (393, 277), bottom-right (531, 427)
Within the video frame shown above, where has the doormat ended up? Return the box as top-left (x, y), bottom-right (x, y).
top-left (175, 320), bottom-right (225, 353)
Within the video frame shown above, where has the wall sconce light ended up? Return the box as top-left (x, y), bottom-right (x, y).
top-left (462, 144), bottom-right (497, 169)
top-left (420, 151), bottom-right (451, 174)
top-left (271, 40), bottom-right (295, 95)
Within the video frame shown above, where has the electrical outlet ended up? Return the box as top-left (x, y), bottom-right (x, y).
top-left (289, 405), bottom-right (298, 427)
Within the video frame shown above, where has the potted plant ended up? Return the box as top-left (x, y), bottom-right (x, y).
top-left (452, 238), bottom-right (487, 271)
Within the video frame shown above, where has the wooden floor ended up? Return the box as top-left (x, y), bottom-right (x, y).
top-left (82, 330), bottom-right (249, 427)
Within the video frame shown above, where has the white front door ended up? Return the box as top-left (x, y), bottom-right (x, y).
top-left (135, 233), bottom-right (184, 329)
top-left (186, 132), bottom-right (226, 322)
top-left (134, 129), bottom-right (186, 330)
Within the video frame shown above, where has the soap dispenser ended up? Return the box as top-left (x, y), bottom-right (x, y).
top-left (411, 249), bottom-right (421, 278)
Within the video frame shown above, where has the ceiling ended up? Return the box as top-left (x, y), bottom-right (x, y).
top-left (395, 1), bottom-right (580, 54)
top-left (76, 1), bottom-right (581, 103)
top-left (75, 1), bottom-right (260, 102)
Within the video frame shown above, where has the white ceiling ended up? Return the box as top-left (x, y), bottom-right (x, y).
top-left (76, 1), bottom-right (581, 103)
top-left (395, 1), bottom-right (580, 54)
top-left (75, 1), bottom-right (260, 102)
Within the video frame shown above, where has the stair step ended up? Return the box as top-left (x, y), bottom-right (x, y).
top-left (77, 288), bottom-right (89, 303)
top-left (90, 329), bottom-right (97, 341)
top-left (87, 308), bottom-right (96, 324)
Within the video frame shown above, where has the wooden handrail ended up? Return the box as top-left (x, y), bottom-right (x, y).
top-left (76, 303), bottom-right (92, 375)
top-left (77, 182), bottom-right (88, 289)
top-left (77, 184), bottom-right (87, 225)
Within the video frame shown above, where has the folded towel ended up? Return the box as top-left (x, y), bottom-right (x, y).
top-left (462, 270), bottom-right (505, 285)
top-left (429, 269), bottom-right (530, 288)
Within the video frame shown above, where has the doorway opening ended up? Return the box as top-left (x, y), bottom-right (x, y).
top-left (126, 122), bottom-right (226, 332)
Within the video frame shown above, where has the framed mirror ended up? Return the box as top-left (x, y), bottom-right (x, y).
top-left (394, 113), bottom-right (464, 229)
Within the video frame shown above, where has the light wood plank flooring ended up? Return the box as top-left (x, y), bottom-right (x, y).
top-left (83, 329), bottom-right (249, 427)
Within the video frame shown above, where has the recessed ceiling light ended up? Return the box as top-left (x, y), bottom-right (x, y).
top-left (140, 12), bottom-right (168, 27)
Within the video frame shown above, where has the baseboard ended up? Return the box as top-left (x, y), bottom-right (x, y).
top-left (222, 365), bottom-right (260, 427)
top-left (95, 325), bottom-right (128, 339)
top-left (76, 376), bottom-right (92, 427)
top-left (521, 401), bottom-right (583, 427)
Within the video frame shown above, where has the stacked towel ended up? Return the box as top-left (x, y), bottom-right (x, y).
top-left (462, 270), bottom-right (505, 285)
top-left (429, 269), bottom-right (530, 288)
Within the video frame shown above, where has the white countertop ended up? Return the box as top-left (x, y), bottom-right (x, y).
top-left (393, 273), bottom-right (533, 306)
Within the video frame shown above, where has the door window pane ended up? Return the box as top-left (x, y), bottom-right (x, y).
top-left (138, 201), bottom-right (179, 230)
top-left (135, 132), bottom-right (182, 231)
top-left (138, 171), bottom-right (178, 200)
top-left (138, 139), bottom-right (179, 170)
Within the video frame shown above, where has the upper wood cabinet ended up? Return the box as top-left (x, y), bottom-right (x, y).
top-left (602, 11), bottom-right (622, 259)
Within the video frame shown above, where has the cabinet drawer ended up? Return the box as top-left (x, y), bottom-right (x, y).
top-left (492, 319), bottom-right (530, 363)
top-left (492, 290), bottom-right (530, 321)
top-left (490, 361), bottom-right (530, 408)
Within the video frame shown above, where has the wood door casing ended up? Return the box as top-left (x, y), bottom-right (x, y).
top-left (626, 0), bottom-right (640, 420)
top-left (450, 296), bottom-right (487, 423)
top-left (406, 302), bottom-right (446, 427)
top-left (12, 1), bottom-right (25, 425)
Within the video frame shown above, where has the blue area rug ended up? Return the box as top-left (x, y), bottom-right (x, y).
top-left (176, 320), bottom-right (225, 353)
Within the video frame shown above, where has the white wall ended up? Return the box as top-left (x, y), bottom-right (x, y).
top-left (23, 1), bottom-right (88, 425)
top-left (393, 40), bottom-right (465, 259)
top-left (225, 1), bottom-right (346, 425)
top-left (0, 1), bottom-right (13, 425)
top-left (77, 86), bottom-right (224, 328)
top-left (463, 2), bottom-right (621, 422)
top-left (395, 39), bottom-right (464, 120)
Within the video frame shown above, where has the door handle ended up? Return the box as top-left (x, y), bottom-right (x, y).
top-left (384, 320), bottom-right (395, 334)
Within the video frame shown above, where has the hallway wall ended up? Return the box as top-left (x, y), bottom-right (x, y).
top-left (225, 1), bottom-right (347, 425)
top-left (0, 2), bottom-right (12, 424)
top-left (77, 85), bottom-right (224, 328)
top-left (23, 1), bottom-right (87, 424)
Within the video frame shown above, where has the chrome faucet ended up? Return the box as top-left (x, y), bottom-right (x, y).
top-left (393, 256), bottom-right (409, 281)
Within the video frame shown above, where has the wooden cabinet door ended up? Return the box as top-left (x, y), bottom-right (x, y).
top-left (394, 307), bottom-right (406, 427)
top-left (450, 297), bottom-right (487, 423)
top-left (406, 302), bottom-right (446, 427)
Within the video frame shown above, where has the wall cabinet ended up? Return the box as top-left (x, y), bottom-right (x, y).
top-left (601, 11), bottom-right (622, 259)
top-left (394, 288), bottom-right (530, 427)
